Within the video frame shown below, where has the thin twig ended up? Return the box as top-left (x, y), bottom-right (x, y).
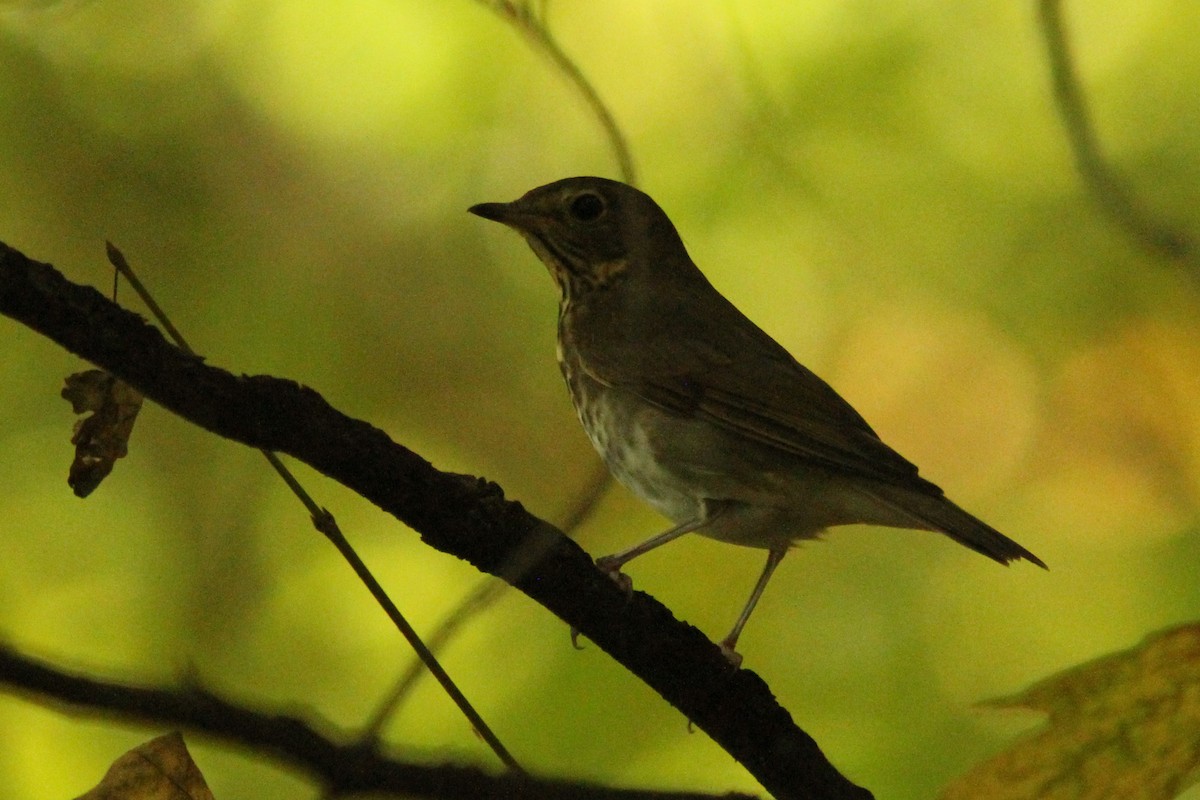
top-left (364, 460), bottom-right (612, 735)
top-left (105, 243), bottom-right (194, 350)
top-left (1038, 0), bottom-right (1192, 261)
top-left (103, 242), bottom-right (522, 773)
top-left (479, 0), bottom-right (637, 186)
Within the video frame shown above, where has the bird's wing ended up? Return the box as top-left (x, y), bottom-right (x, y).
top-left (581, 310), bottom-right (941, 494)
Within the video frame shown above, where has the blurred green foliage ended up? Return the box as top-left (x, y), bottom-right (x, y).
top-left (0, 1), bottom-right (1198, 798)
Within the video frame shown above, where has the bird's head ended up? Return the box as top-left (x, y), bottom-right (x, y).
top-left (469, 176), bottom-right (690, 300)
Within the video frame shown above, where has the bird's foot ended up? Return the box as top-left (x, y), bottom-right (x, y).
top-left (595, 555), bottom-right (634, 596)
top-left (718, 637), bottom-right (744, 669)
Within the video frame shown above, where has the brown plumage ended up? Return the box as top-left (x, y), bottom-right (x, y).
top-left (471, 176), bottom-right (1044, 664)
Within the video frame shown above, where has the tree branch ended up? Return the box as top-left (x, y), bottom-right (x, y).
top-left (0, 240), bottom-right (872, 800)
top-left (0, 643), bottom-right (751, 800)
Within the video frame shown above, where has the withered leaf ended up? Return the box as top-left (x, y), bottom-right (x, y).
top-left (75, 731), bottom-right (214, 800)
top-left (941, 623), bottom-right (1200, 800)
top-left (62, 369), bottom-right (143, 497)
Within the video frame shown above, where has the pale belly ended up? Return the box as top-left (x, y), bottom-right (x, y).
top-left (563, 368), bottom-right (912, 550)
top-left (574, 383), bottom-right (702, 525)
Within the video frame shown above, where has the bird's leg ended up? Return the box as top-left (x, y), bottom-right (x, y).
top-left (595, 518), bottom-right (704, 574)
top-left (595, 501), bottom-right (726, 589)
top-left (571, 508), bottom-right (720, 651)
top-left (595, 517), bottom-right (704, 593)
top-left (718, 545), bottom-right (787, 667)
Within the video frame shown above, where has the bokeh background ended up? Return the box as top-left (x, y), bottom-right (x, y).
top-left (1, 1), bottom-right (1199, 798)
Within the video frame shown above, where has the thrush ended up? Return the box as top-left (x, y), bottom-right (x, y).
top-left (470, 176), bottom-right (1044, 665)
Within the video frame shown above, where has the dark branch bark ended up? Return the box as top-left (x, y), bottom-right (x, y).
top-left (0, 240), bottom-right (872, 800)
top-left (0, 643), bottom-right (750, 800)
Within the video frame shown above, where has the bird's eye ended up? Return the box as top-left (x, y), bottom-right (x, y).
top-left (568, 192), bottom-right (605, 222)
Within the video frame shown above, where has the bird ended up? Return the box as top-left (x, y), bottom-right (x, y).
top-left (469, 176), bottom-right (1045, 665)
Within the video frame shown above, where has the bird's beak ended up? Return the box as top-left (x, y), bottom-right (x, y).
top-left (469, 201), bottom-right (550, 239)
top-left (467, 202), bottom-right (511, 222)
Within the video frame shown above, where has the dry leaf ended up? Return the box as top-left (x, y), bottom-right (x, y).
top-left (941, 623), bottom-right (1200, 800)
top-left (62, 369), bottom-right (143, 497)
top-left (75, 732), bottom-right (214, 800)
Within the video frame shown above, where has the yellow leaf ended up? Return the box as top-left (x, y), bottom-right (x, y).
top-left (941, 623), bottom-right (1200, 800)
top-left (75, 732), bottom-right (214, 800)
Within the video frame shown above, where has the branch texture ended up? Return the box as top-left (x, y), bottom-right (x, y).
top-left (0, 241), bottom-right (872, 800)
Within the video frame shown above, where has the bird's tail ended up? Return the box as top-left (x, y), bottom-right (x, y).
top-left (861, 485), bottom-right (1046, 568)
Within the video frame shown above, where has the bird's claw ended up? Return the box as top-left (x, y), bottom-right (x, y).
top-left (595, 556), bottom-right (634, 596)
top-left (718, 639), bottom-right (744, 669)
